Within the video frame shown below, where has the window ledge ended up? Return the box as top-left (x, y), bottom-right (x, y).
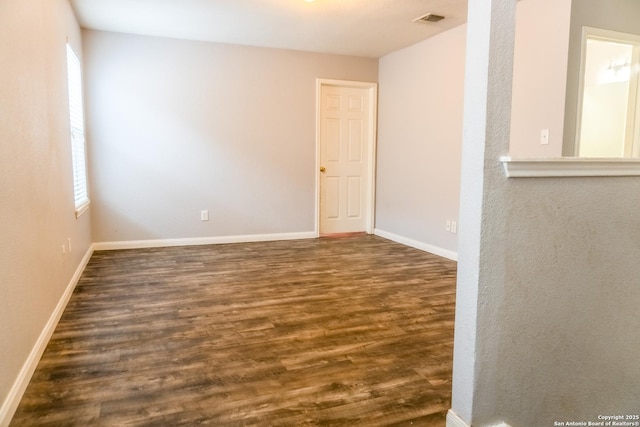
top-left (75, 200), bottom-right (90, 218)
top-left (500, 156), bottom-right (640, 178)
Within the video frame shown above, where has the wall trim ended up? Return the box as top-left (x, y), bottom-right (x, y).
top-left (93, 232), bottom-right (318, 251)
top-left (374, 229), bottom-right (458, 261)
top-left (0, 245), bottom-right (94, 427)
top-left (446, 409), bottom-right (512, 427)
top-left (501, 156), bottom-right (640, 177)
top-left (447, 410), bottom-right (470, 427)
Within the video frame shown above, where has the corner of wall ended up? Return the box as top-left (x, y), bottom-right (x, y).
top-left (447, 410), bottom-right (471, 427)
top-left (374, 229), bottom-right (458, 261)
top-left (0, 245), bottom-right (94, 427)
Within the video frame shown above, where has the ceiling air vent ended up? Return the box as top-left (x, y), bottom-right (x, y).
top-left (413, 13), bottom-right (445, 23)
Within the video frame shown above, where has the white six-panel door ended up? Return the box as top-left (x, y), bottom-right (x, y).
top-left (318, 82), bottom-right (376, 234)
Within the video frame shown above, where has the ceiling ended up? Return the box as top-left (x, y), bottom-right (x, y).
top-left (69, 0), bottom-right (468, 58)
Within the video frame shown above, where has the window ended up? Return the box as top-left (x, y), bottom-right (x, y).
top-left (66, 44), bottom-right (90, 216)
top-left (576, 27), bottom-right (640, 158)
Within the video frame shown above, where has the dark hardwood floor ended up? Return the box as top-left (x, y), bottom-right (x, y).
top-left (11, 235), bottom-right (457, 426)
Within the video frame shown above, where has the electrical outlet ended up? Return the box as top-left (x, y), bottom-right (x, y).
top-left (451, 221), bottom-right (457, 233)
top-left (200, 210), bottom-right (209, 221)
top-left (446, 220), bottom-right (451, 232)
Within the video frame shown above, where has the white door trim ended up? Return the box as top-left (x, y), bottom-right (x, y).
top-left (314, 78), bottom-right (378, 236)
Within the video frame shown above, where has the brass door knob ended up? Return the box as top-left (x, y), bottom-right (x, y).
top-left (320, 166), bottom-right (326, 172)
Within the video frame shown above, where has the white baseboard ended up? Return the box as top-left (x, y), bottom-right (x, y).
top-left (446, 409), bottom-right (512, 427)
top-left (93, 231), bottom-right (318, 251)
top-left (374, 229), bottom-right (458, 261)
top-left (447, 410), bottom-right (471, 427)
top-left (0, 245), bottom-right (94, 427)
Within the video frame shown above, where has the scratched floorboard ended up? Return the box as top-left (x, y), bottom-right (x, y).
top-left (11, 235), bottom-right (457, 426)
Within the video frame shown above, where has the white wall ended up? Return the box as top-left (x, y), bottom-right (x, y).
top-left (375, 0), bottom-right (572, 258)
top-left (82, 31), bottom-right (378, 244)
top-left (0, 0), bottom-right (92, 423)
top-left (509, 0), bottom-right (572, 157)
top-left (376, 26), bottom-right (466, 258)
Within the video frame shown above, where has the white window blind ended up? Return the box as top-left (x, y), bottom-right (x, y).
top-left (66, 44), bottom-right (90, 215)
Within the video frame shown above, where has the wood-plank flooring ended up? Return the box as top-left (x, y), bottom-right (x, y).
top-left (11, 235), bottom-right (457, 426)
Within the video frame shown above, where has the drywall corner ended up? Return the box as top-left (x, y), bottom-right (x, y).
top-left (0, 246), bottom-right (94, 427)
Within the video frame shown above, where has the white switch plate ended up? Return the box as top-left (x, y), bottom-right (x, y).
top-left (540, 129), bottom-right (549, 145)
top-left (200, 210), bottom-right (209, 221)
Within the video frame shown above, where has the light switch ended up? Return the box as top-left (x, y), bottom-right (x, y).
top-left (540, 129), bottom-right (549, 145)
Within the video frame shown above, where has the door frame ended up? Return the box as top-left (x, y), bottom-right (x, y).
top-left (574, 26), bottom-right (640, 157)
top-left (314, 78), bottom-right (378, 237)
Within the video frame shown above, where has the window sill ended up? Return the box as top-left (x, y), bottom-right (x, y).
top-left (500, 156), bottom-right (640, 178)
top-left (75, 200), bottom-right (90, 218)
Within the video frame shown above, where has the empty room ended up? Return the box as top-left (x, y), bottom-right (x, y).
top-left (1, 0), bottom-right (639, 426)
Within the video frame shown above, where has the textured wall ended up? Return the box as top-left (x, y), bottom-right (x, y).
top-left (0, 0), bottom-right (92, 420)
top-left (494, 177), bottom-right (640, 425)
top-left (451, 0), bottom-right (517, 422)
top-left (453, 0), bottom-right (640, 425)
top-left (82, 31), bottom-right (378, 243)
